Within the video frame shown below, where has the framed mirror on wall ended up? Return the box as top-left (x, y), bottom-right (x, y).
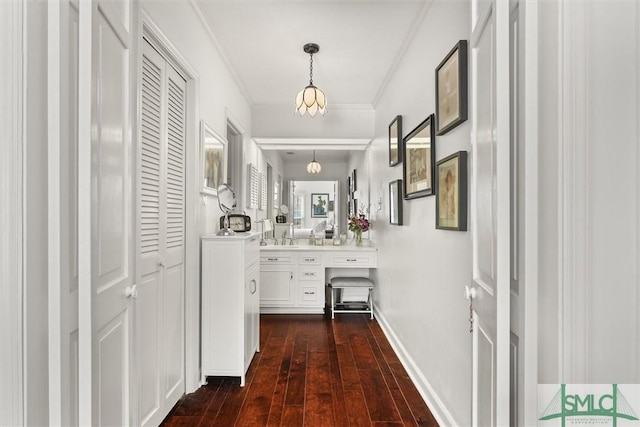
top-left (200, 121), bottom-right (227, 197)
top-left (287, 180), bottom-right (339, 238)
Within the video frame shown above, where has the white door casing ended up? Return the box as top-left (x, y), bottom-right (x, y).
top-left (469, 0), bottom-right (511, 425)
top-left (0, 1), bottom-right (25, 425)
top-left (78, 0), bottom-right (136, 425)
top-left (48, 0), bottom-right (80, 424)
top-left (137, 38), bottom-right (186, 427)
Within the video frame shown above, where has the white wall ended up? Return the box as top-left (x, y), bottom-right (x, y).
top-left (353, 2), bottom-right (471, 425)
top-left (538, 0), bottom-right (640, 384)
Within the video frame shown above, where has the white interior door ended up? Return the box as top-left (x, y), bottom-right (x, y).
top-left (469, 0), bottom-right (511, 425)
top-left (137, 38), bottom-right (186, 427)
top-left (78, 0), bottom-right (135, 425)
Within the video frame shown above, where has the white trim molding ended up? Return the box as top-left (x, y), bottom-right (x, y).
top-left (0, 1), bottom-right (25, 425)
top-left (557, 0), bottom-right (589, 384)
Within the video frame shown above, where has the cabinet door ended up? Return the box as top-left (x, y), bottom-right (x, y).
top-left (244, 261), bottom-right (260, 370)
top-left (260, 266), bottom-right (294, 306)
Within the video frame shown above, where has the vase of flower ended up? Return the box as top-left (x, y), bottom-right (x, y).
top-left (354, 229), bottom-right (363, 246)
top-left (348, 213), bottom-right (370, 247)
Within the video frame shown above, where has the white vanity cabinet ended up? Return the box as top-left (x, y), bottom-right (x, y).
top-left (201, 233), bottom-right (260, 386)
top-left (260, 251), bottom-right (326, 313)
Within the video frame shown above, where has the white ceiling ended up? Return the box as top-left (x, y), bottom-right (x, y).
top-left (195, 0), bottom-right (430, 162)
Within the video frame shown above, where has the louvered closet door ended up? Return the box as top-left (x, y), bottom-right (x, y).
top-left (138, 39), bottom-right (186, 427)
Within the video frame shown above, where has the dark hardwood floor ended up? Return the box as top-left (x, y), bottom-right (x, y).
top-left (161, 314), bottom-right (439, 426)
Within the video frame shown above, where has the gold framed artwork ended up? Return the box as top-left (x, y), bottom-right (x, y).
top-left (435, 40), bottom-right (468, 135)
top-left (200, 121), bottom-right (227, 196)
top-left (435, 151), bottom-right (467, 231)
top-left (403, 114), bottom-right (436, 199)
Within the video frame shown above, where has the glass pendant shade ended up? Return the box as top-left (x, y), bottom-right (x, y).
top-left (306, 150), bottom-right (322, 173)
top-left (296, 85), bottom-right (326, 117)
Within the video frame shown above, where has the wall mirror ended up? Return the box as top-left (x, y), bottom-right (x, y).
top-left (287, 180), bottom-right (339, 238)
top-left (200, 121), bottom-right (228, 196)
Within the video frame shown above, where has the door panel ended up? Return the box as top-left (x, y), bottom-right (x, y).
top-left (89, 1), bottom-right (134, 425)
top-left (260, 269), bottom-right (294, 305)
top-left (163, 263), bottom-right (184, 399)
top-left (474, 13), bottom-right (496, 292)
top-left (138, 273), bottom-right (160, 423)
top-left (137, 38), bottom-right (186, 426)
top-left (470, 0), bottom-right (511, 425)
top-left (97, 312), bottom-right (129, 427)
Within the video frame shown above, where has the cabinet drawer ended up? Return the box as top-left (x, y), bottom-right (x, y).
top-left (245, 236), bottom-right (260, 266)
top-left (298, 267), bottom-right (324, 281)
top-left (298, 253), bottom-right (322, 265)
top-left (260, 254), bottom-right (294, 264)
top-left (298, 284), bottom-right (324, 306)
top-left (325, 252), bottom-right (377, 268)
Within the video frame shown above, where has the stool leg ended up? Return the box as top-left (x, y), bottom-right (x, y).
top-left (369, 287), bottom-right (374, 319)
top-left (331, 287), bottom-right (335, 319)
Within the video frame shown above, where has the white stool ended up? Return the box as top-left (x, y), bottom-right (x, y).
top-left (329, 277), bottom-right (374, 319)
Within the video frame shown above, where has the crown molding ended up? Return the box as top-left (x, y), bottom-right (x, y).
top-left (188, 0), bottom-right (254, 106)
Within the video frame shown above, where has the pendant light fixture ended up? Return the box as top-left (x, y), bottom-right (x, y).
top-left (295, 43), bottom-right (326, 117)
top-left (306, 150), bottom-right (322, 174)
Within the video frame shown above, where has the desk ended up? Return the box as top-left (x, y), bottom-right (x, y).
top-left (259, 243), bottom-right (377, 314)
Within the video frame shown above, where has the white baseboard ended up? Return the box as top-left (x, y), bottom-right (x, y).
top-left (374, 309), bottom-right (458, 427)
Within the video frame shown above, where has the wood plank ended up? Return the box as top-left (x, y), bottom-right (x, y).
top-left (343, 388), bottom-right (372, 427)
top-left (358, 369), bottom-right (401, 423)
top-left (266, 339), bottom-right (294, 427)
top-left (281, 405), bottom-right (304, 426)
top-left (388, 362), bottom-right (439, 426)
top-left (284, 333), bottom-right (308, 406)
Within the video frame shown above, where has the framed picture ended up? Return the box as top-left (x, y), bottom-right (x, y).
top-left (389, 115), bottom-right (403, 166)
top-left (389, 180), bottom-right (403, 225)
top-left (311, 193), bottom-right (329, 218)
top-left (435, 40), bottom-right (468, 135)
top-left (403, 114), bottom-right (436, 199)
top-left (200, 121), bottom-right (227, 196)
top-left (347, 176), bottom-right (352, 195)
top-left (436, 151), bottom-right (468, 231)
top-left (351, 169), bottom-right (357, 192)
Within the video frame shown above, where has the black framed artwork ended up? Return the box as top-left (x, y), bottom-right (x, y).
top-left (388, 115), bottom-right (403, 166)
top-left (311, 193), bottom-right (329, 218)
top-left (435, 151), bottom-right (468, 231)
top-left (435, 40), bottom-right (468, 135)
top-left (389, 180), bottom-right (403, 225)
top-left (403, 114), bottom-right (436, 199)
top-left (351, 169), bottom-right (357, 192)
